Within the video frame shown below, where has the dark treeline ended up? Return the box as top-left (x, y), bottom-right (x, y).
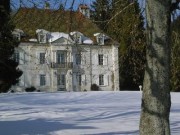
top-left (0, 0), bottom-right (22, 92)
top-left (91, 0), bottom-right (146, 90)
top-left (91, 0), bottom-right (180, 91)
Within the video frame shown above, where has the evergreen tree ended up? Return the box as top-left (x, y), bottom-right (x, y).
top-left (0, 0), bottom-right (22, 92)
top-left (107, 0), bottom-right (146, 90)
top-left (91, 0), bottom-right (112, 32)
top-left (171, 16), bottom-right (180, 91)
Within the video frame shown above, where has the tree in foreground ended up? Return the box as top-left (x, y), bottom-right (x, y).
top-left (139, 0), bottom-right (171, 134)
top-left (0, 0), bottom-right (22, 92)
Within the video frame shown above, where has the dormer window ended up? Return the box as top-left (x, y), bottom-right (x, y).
top-left (12, 29), bottom-right (24, 41)
top-left (73, 34), bottom-right (82, 44)
top-left (75, 35), bottom-right (82, 44)
top-left (94, 33), bottom-right (109, 45)
top-left (97, 36), bottom-right (104, 45)
top-left (13, 33), bottom-right (21, 41)
top-left (38, 33), bottom-right (46, 43)
top-left (36, 29), bottom-right (49, 44)
top-left (70, 31), bottom-right (83, 44)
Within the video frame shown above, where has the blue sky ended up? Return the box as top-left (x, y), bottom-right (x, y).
top-left (15, 0), bottom-right (180, 20)
top-left (11, 0), bottom-right (145, 10)
top-left (11, 0), bottom-right (94, 10)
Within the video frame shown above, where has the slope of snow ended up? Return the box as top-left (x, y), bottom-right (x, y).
top-left (48, 32), bottom-right (72, 43)
top-left (0, 91), bottom-right (179, 135)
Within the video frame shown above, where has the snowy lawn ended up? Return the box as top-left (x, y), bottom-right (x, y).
top-left (0, 91), bottom-right (179, 135)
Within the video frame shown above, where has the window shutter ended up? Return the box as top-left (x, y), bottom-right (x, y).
top-left (55, 51), bottom-right (57, 63)
top-left (94, 54), bottom-right (98, 65)
top-left (104, 75), bottom-right (109, 86)
top-left (19, 52), bottom-right (24, 64)
top-left (19, 75), bottom-right (25, 86)
top-left (45, 52), bottom-right (49, 64)
top-left (82, 75), bottom-right (86, 86)
top-left (96, 75), bottom-right (99, 85)
top-left (46, 75), bottom-right (50, 86)
top-left (82, 53), bottom-right (86, 65)
top-left (35, 52), bottom-right (39, 64)
top-left (51, 51), bottom-right (56, 63)
top-left (103, 54), bottom-right (108, 65)
top-left (39, 74), bottom-right (42, 86)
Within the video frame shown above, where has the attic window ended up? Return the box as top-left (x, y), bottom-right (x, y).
top-left (12, 29), bottom-right (25, 41)
top-left (38, 33), bottom-right (46, 43)
top-left (71, 32), bottom-right (82, 44)
top-left (97, 36), bottom-right (104, 45)
top-left (13, 33), bottom-right (21, 41)
top-left (76, 35), bottom-right (82, 44)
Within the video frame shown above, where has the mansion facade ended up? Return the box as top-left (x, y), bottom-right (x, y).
top-left (12, 29), bottom-right (119, 92)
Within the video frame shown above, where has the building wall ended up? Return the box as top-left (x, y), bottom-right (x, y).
top-left (12, 42), bottom-right (119, 92)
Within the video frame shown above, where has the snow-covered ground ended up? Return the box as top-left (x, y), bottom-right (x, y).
top-left (0, 91), bottom-right (179, 135)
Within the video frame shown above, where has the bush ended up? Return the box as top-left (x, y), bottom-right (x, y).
top-left (25, 86), bottom-right (36, 92)
top-left (91, 84), bottom-right (99, 91)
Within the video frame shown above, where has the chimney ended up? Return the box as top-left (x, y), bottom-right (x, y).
top-left (78, 4), bottom-right (90, 19)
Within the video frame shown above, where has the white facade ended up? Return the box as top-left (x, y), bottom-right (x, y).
top-left (12, 30), bottom-right (119, 92)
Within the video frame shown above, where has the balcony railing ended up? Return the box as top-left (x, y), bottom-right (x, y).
top-left (51, 62), bottom-right (73, 69)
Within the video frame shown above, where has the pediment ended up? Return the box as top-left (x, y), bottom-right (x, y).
top-left (52, 37), bottom-right (73, 44)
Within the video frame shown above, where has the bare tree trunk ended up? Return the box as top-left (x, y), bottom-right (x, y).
top-left (139, 0), bottom-right (171, 135)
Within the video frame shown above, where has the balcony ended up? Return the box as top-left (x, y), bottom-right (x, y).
top-left (51, 62), bottom-right (73, 69)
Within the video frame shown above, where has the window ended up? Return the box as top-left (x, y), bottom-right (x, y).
top-left (39, 34), bottom-right (46, 43)
top-left (75, 35), bottom-right (82, 44)
top-left (78, 36), bottom-right (82, 44)
top-left (57, 52), bottom-right (65, 64)
top-left (40, 75), bottom-right (46, 86)
top-left (13, 33), bottom-right (21, 41)
top-left (97, 36), bottom-right (104, 45)
top-left (40, 53), bottom-right (45, 64)
top-left (72, 32), bottom-right (82, 44)
top-left (77, 75), bottom-right (81, 86)
top-left (14, 52), bottom-right (19, 63)
top-left (99, 75), bottom-right (104, 85)
top-left (98, 54), bottom-right (103, 65)
top-left (57, 74), bottom-right (65, 85)
top-left (76, 54), bottom-right (81, 65)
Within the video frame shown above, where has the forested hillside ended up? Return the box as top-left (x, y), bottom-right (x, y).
top-left (91, 0), bottom-right (146, 90)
